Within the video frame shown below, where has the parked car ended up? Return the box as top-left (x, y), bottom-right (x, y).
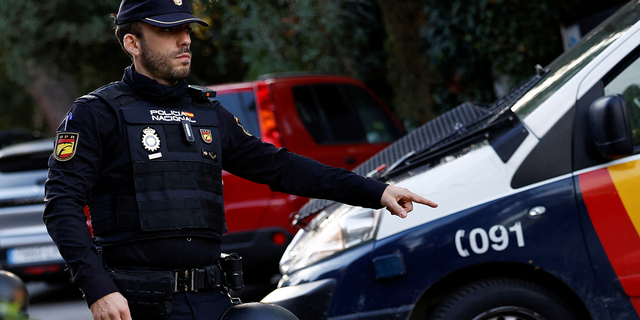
top-left (208, 74), bottom-right (404, 283)
top-left (0, 129), bottom-right (40, 150)
top-left (263, 2), bottom-right (640, 320)
top-left (0, 139), bottom-right (68, 282)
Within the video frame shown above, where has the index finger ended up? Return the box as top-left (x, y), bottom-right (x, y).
top-left (408, 193), bottom-right (438, 208)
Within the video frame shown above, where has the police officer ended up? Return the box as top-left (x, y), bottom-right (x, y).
top-left (43, 0), bottom-right (438, 319)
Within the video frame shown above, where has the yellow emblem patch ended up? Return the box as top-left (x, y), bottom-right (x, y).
top-left (54, 132), bottom-right (79, 161)
top-left (200, 129), bottom-right (213, 144)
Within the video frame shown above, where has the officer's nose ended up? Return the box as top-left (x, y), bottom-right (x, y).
top-left (178, 25), bottom-right (191, 47)
top-left (180, 32), bottom-right (191, 47)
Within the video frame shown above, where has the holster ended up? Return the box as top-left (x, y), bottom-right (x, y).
top-left (219, 253), bottom-right (244, 292)
top-left (107, 269), bottom-right (174, 319)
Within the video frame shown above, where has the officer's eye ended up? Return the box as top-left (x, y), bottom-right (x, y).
top-left (160, 26), bottom-right (192, 34)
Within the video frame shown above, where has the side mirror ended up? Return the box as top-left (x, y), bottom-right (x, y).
top-left (589, 94), bottom-right (634, 159)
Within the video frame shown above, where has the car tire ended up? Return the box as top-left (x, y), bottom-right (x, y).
top-left (428, 277), bottom-right (579, 320)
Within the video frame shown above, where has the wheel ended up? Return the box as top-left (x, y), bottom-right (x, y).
top-left (428, 278), bottom-right (579, 320)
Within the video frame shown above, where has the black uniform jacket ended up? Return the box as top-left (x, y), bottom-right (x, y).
top-left (43, 67), bottom-right (388, 307)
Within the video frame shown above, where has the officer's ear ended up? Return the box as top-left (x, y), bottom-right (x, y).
top-left (123, 33), bottom-right (142, 58)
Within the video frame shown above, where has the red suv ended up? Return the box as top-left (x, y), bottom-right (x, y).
top-left (208, 74), bottom-right (404, 283)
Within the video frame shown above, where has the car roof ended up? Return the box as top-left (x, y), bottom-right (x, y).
top-left (0, 139), bottom-right (53, 159)
top-left (207, 73), bottom-right (359, 92)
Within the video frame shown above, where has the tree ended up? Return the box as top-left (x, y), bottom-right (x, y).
top-left (209, 0), bottom-right (385, 82)
top-left (0, 0), bottom-right (250, 135)
top-left (0, 0), bottom-right (626, 135)
top-left (378, 0), bottom-right (437, 124)
top-left (201, 0), bottom-right (589, 124)
top-left (0, 0), bottom-right (128, 134)
top-left (420, 0), bottom-right (586, 113)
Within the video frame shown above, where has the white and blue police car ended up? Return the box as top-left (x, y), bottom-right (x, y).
top-left (262, 2), bottom-right (640, 320)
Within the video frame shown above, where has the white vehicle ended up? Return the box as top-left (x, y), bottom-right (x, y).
top-left (0, 139), bottom-right (67, 282)
top-left (263, 2), bottom-right (640, 319)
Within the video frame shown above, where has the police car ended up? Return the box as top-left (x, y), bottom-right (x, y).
top-left (262, 2), bottom-right (640, 319)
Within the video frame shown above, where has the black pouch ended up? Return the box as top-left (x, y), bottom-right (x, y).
top-left (220, 253), bottom-right (244, 292)
top-left (108, 269), bottom-right (174, 319)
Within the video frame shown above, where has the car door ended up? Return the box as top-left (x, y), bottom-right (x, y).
top-left (575, 45), bottom-right (640, 319)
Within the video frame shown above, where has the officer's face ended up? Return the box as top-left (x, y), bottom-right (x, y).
top-left (136, 23), bottom-right (193, 85)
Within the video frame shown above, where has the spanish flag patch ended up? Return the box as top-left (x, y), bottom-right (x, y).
top-left (54, 132), bottom-right (79, 161)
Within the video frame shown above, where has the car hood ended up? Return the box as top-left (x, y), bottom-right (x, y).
top-left (292, 71), bottom-right (548, 226)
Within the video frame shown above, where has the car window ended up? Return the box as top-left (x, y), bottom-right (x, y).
top-left (215, 91), bottom-right (260, 137)
top-left (341, 85), bottom-right (403, 143)
top-left (314, 84), bottom-right (367, 143)
top-left (604, 52), bottom-right (640, 147)
top-left (293, 86), bottom-right (327, 143)
top-left (512, 1), bottom-right (640, 118)
top-left (0, 129), bottom-right (39, 149)
top-left (0, 150), bottom-right (51, 173)
top-left (293, 84), bottom-right (401, 145)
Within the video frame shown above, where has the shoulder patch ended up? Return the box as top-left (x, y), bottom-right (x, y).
top-left (54, 132), bottom-right (79, 161)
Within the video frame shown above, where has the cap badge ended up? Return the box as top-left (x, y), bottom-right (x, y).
top-left (54, 132), bottom-right (79, 161)
top-left (141, 127), bottom-right (161, 152)
top-left (200, 129), bottom-right (213, 144)
top-left (173, 0), bottom-right (183, 6)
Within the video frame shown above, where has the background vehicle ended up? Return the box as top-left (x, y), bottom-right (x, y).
top-left (263, 2), bottom-right (640, 320)
top-left (0, 139), bottom-right (68, 283)
top-left (208, 74), bottom-right (404, 282)
top-left (0, 129), bottom-right (40, 150)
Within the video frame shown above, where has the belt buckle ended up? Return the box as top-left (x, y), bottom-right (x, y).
top-left (174, 268), bottom-right (199, 292)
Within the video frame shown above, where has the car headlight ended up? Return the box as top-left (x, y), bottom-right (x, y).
top-left (279, 204), bottom-right (381, 274)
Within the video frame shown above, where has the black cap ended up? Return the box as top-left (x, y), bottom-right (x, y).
top-left (115, 0), bottom-right (209, 27)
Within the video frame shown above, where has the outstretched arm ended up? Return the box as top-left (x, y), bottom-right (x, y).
top-left (380, 185), bottom-right (438, 218)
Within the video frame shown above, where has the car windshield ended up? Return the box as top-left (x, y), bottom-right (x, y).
top-left (214, 90), bottom-right (261, 136)
top-left (512, 1), bottom-right (640, 118)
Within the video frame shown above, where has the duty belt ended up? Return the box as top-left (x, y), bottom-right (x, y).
top-left (173, 265), bottom-right (222, 293)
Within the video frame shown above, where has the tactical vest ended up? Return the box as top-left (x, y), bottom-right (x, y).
top-left (88, 82), bottom-right (226, 245)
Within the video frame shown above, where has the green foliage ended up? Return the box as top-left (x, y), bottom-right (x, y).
top-left (202, 0), bottom-right (595, 117)
top-left (210, 0), bottom-right (384, 81)
top-left (0, 0), bottom-right (128, 90)
top-left (0, 0), bottom-right (130, 133)
top-left (189, 1), bottom-right (250, 85)
top-left (421, 0), bottom-right (577, 112)
top-left (0, 66), bottom-right (36, 130)
top-left (0, 0), bottom-right (625, 132)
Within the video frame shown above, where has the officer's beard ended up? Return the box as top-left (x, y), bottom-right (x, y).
top-left (139, 39), bottom-right (191, 84)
